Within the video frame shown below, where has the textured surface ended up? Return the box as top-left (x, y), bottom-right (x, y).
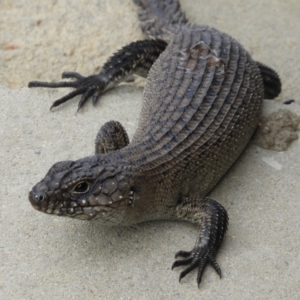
top-left (1, 0), bottom-right (300, 299)
top-left (254, 109), bottom-right (300, 151)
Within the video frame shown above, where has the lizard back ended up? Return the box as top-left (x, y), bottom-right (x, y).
top-left (116, 25), bottom-right (263, 198)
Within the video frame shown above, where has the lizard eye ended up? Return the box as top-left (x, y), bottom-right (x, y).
top-left (73, 181), bottom-right (90, 194)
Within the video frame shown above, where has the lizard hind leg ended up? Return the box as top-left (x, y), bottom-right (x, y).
top-left (172, 196), bottom-right (228, 287)
top-left (95, 120), bottom-right (129, 154)
top-left (28, 39), bottom-right (167, 111)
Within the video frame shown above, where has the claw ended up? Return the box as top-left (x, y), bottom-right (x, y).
top-left (50, 88), bottom-right (85, 110)
top-left (179, 262), bottom-right (198, 282)
top-left (196, 258), bottom-right (208, 287)
top-left (172, 256), bottom-right (193, 269)
top-left (196, 265), bottom-right (205, 287)
top-left (92, 90), bottom-right (100, 105)
top-left (77, 89), bottom-right (94, 111)
top-left (208, 253), bottom-right (221, 277)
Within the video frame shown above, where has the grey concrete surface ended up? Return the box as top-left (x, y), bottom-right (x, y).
top-left (1, 1), bottom-right (300, 299)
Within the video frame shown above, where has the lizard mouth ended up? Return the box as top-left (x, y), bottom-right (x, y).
top-left (28, 190), bottom-right (114, 220)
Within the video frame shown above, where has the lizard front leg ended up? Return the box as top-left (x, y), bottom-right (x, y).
top-left (28, 40), bottom-right (167, 110)
top-left (95, 121), bottom-right (129, 154)
top-left (172, 196), bottom-right (228, 287)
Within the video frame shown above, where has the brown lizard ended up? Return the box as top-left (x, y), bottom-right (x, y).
top-left (28, 0), bottom-right (281, 286)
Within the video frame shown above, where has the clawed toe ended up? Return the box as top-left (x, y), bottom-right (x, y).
top-left (28, 80), bottom-right (77, 88)
top-left (172, 256), bottom-right (193, 269)
top-left (28, 72), bottom-right (105, 110)
top-left (172, 246), bottom-right (222, 287)
top-left (50, 88), bottom-right (85, 110)
top-left (77, 89), bottom-right (95, 111)
top-left (175, 250), bottom-right (192, 258)
top-left (62, 71), bottom-right (84, 80)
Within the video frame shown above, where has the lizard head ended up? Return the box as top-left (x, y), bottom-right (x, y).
top-left (28, 156), bottom-right (136, 224)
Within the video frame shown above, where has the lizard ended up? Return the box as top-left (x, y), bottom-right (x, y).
top-left (28, 0), bottom-right (281, 286)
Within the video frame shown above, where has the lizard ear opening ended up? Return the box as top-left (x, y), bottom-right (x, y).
top-left (72, 181), bottom-right (90, 194)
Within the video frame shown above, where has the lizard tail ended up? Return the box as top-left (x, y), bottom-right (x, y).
top-left (257, 62), bottom-right (282, 99)
top-left (133, 0), bottom-right (188, 40)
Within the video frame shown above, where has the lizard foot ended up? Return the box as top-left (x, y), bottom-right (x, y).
top-left (172, 245), bottom-right (221, 287)
top-left (173, 196), bottom-right (228, 286)
top-left (28, 72), bottom-right (106, 110)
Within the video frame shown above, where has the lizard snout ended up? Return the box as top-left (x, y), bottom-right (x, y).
top-left (28, 190), bottom-right (47, 211)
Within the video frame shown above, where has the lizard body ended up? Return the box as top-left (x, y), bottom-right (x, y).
top-left (28, 0), bottom-right (281, 286)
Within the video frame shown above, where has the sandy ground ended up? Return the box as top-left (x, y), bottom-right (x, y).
top-left (1, 0), bottom-right (300, 299)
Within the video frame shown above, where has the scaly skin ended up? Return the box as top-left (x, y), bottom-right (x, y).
top-left (28, 0), bottom-right (281, 286)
